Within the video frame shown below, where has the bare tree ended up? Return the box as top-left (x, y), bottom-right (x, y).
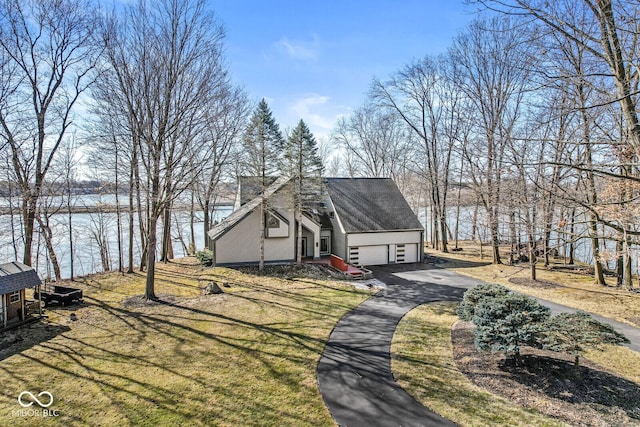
top-left (372, 55), bottom-right (466, 252)
top-left (332, 103), bottom-right (412, 181)
top-left (451, 17), bottom-right (533, 264)
top-left (195, 85), bottom-right (249, 248)
top-left (99, 0), bottom-right (228, 299)
top-left (0, 0), bottom-right (99, 266)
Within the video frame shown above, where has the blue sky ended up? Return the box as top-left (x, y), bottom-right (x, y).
top-left (212, 1), bottom-right (477, 139)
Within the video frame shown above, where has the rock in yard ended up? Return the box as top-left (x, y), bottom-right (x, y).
top-left (203, 282), bottom-right (224, 295)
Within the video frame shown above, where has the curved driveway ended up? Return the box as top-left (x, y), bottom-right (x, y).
top-left (317, 264), bottom-right (482, 427)
top-left (317, 263), bottom-right (640, 427)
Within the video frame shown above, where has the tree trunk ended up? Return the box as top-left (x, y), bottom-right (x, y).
top-left (37, 216), bottom-right (62, 281)
top-left (568, 208), bottom-right (576, 265)
top-left (115, 158), bottom-right (123, 273)
top-left (259, 198), bottom-right (265, 271)
top-left (145, 215), bottom-right (158, 300)
top-left (189, 189), bottom-right (196, 255)
top-left (67, 195), bottom-right (74, 279)
top-left (203, 199), bottom-right (210, 249)
top-left (128, 173), bottom-right (135, 274)
top-left (296, 209), bottom-right (303, 264)
top-left (509, 209), bottom-right (517, 265)
top-left (161, 206), bottom-right (172, 262)
top-left (489, 210), bottom-right (502, 264)
top-left (589, 216), bottom-right (606, 286)
top-left (22, 196), bottom-right (37, 266)
top-left (529, 242), bottom-right (537, 281)
top-left (616, 237), bottom-right (624, 287)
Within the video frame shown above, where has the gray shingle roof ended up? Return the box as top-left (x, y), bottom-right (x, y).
top-left (238, 176), bottom-right (278, 206)
top-left (209, 176), bottom-right (292, 241)
top-left (326, 178), bottom-right (423, 233)
top-left (0, 262), bottom-right (41, 294)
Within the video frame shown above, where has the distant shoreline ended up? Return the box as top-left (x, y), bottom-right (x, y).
top-left (0, 202), bottom-right (234, 216)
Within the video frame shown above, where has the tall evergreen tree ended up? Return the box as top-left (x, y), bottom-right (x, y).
top-left (283, 120), bottom-right (324, 263)
top-left (242, 99), bottom-right (284, 270)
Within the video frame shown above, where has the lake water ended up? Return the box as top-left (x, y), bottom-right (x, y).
top-left (1, 196), bottom-right (636, 280)
top-left (0, 197), bottom-right (232, 279)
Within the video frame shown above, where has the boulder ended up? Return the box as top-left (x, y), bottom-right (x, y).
top-left (203, 282), bottom-right (224, 295)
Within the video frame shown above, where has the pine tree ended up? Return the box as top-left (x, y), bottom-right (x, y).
top-left (242, 99), bottom-right (284, 270)
top-left (541, 312), bottom-right (629, 377)
top-left (282, 119), bottom-right (324, 263)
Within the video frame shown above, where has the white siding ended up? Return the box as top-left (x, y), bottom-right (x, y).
top-left (396, 243), bottom-right (418, 263)
top-left (215, 208), bottom-right (295, 264)
top-left (346, 232), bottom-right (422, 265)
top-left (348, 231), bottom-right (421, 247)
top-left (351, 245), bottom-right (388, 266)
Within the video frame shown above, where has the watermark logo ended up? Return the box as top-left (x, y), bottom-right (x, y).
top-left (18, 391), bottom-right (53, 408)
top-left (12, 391), bottom-right (59, 418)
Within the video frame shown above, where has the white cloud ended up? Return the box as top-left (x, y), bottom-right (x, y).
top-left (289, 94), bottom-right (334, 130)
top-left (276, 36), bottom-right (319, 61)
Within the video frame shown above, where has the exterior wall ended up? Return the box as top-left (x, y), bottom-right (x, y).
top-left (347, 231), bottom-right (422, 247)
top-left (346, 231), bottom-right (423, 265)
top-left (320, 230), bottom-right (332, 256)
top-left (331, 228), bottom-right (346, 260)
top-left (214, 208), bottom-right (295, 264)
top-left (300, 215), bottom-right (321, 259)
top-left (2, 290), bottom-right (25, 322)
top-left (301, 227), bottom-right (315, 258)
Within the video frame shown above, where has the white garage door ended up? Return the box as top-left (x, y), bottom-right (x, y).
top-left (396, 243), bottom-right (418, 263)
top-left (350, 245), bottom-right (388, 266)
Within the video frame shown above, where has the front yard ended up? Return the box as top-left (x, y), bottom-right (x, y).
top-left (0, 259), bottom-right (370, 426)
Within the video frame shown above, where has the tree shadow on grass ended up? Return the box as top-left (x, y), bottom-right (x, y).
top-left (2, 291), bottom-right (346, 426)
top-left (0, 320), bottom-right (70, 362)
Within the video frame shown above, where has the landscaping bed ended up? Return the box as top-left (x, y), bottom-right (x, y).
top-left (452, 320), bottom-right (640, 426)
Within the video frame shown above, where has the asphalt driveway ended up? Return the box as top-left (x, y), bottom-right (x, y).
top-left (317, 263), bottom-right (640, 427)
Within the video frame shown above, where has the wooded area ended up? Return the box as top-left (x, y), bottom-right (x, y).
top-left (0, 0), bottom-right (638, 296)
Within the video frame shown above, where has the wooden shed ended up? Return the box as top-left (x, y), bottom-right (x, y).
top-left (0, 262), bottom-right (42, 329)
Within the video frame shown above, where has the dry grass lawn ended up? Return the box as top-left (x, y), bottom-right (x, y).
top-left (429, 241), bottom-right (640, 327)
top-left (392, 302), bottom-right (640, 426)
top-left (0, 258), bottom-right (371, 426)
top-left (391, 302), bottom-right (565, 427)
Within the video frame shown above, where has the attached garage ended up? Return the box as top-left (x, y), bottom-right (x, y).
top-left (396, 243), bottom-right (418, 263)
top-left (327, 178), bottom-right (425, 267)
top-left (345, 231), bottom-right (423, 266)
top-left (349, 245), bottom-right (388, 266)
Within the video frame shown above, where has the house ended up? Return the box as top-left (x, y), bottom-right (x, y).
top-left (0, 262), bottom-right (42, 329)
top-left (207, 177), bottom-right (424, 267)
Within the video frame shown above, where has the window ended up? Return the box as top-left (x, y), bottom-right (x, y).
top-left (320, 237), bottom-right (329, 253)
top-left (267, 215), bottom-right (280, 229)
top-left (9, 291), bottom-right (20, 304)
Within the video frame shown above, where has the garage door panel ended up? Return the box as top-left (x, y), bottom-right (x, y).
top-left (350, 245), bottom-right (388, 266)
top-left (397, 243), bottom-right (418, 263)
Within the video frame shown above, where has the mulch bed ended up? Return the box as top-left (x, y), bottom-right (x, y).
top-left (451, 321), bottom-right (640, 426)
top-left (234, 264), bottom-right (336, 280)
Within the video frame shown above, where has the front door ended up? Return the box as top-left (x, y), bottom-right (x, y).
top-left (320, 237), bottom-right (330, 256)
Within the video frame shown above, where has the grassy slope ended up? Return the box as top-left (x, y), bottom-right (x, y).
top-left (0, 259), bottom-right (370, 426)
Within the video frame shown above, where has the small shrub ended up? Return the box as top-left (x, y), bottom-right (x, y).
top-left (456, 283), bottom-right (510, 321)
top-left (541, 311), bottom-right (629, 376)
top-left (472, 293), bottom-right (551, 364)
top-left (196, 249), bottom-right (214, 266)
